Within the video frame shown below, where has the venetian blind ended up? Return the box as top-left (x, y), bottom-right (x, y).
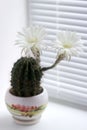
top-left (28, 0), bottom-right (87, 106)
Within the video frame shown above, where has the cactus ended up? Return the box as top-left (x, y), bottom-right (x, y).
top-left (10, 54), bottom-right (65, 97)
top-left (10, 57), bottom-right (43, 97)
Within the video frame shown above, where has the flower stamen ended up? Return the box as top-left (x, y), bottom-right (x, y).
top-left (63, 43), bottom-right (72, 48)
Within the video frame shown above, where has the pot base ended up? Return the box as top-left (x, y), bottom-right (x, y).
top-left (13, 116), bottom-right (41, 125)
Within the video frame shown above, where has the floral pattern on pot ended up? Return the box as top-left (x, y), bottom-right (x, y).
top-left (6, 104), bottom-right (47, 117)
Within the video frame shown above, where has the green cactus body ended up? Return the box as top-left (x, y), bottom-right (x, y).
top-left (10, 57), bottom-right (43, 97)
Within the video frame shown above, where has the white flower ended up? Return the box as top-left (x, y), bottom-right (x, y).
top-left (16, 25), bottom-right (46, 57)
top-left (54, 31), bottom-right (84, 60)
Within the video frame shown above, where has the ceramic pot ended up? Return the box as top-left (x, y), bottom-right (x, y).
top-left (5, 87), bottom-right (48, 125)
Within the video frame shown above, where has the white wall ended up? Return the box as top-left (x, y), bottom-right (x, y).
top-left (0, 0), bottom-right (27, 101)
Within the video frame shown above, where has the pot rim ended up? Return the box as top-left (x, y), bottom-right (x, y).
top-left (6, 87), bottom-right (46, 99)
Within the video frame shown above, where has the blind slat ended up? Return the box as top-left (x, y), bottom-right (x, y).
top-left (32, 15), bottom-right (87, 27)
top-left (59, 0), bottom-right (87, 7)
top-left (59, 75), bottom-right (87, 88)
top-left (59, 5), bottom-right (87, 14)
top-left (32, 9), bottom-right (87, 21)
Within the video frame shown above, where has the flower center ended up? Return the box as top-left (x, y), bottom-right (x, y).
top-left (29, 37), bottom-right (38, 43)
top-left (63, 43), bottom-right (72, 48)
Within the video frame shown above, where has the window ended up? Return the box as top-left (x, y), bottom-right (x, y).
top-left (28, 0), bottom-right (87, 106)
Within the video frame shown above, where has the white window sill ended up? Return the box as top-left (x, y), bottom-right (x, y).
top-left (1, 98), bottom-right (87, 130)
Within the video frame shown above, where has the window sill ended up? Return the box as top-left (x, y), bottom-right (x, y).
top-left (1, 99), bottom-right (87, 130)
